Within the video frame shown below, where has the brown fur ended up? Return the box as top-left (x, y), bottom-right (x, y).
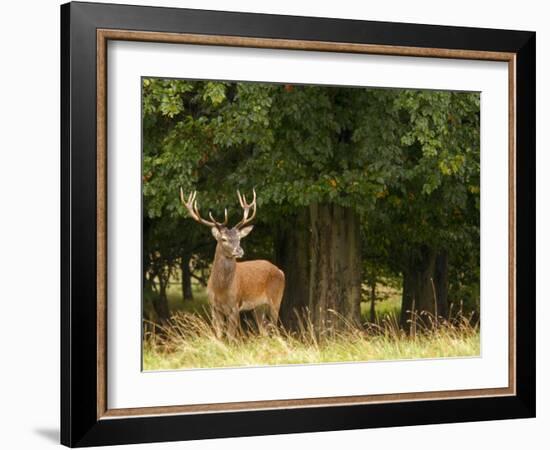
top-left (207, 240), bottom-right (285, 337)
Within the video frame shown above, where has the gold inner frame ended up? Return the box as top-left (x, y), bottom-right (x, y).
top-left (96, 29), bottom-right (517, 420)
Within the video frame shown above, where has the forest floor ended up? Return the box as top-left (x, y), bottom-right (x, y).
top-left (143, 282), bottom-right (480, 371)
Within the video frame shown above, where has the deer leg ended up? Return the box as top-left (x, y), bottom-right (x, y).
top-left (253, 308), bottom-right (267, 335)
top-left (211, 305), bottom-right (224, 339)
top-left (226, 308), bottom-right (241, 340)
top-left (268, 304), bottom-right (279, 324)
top-left (267, 296), bottom-right (282, 330)
top-left (266, 272), bottom-right (284, 330)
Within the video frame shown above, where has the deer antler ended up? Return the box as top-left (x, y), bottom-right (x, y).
top-left (234, 189), bottom-right (257, 229)
top-left (180, 189), bottom-right (228, 228)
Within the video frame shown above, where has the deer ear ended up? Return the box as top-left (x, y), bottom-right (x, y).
top-left (238, 225), bottom-right (254, 238)
top-left (211, 227), bottom-right (222, 240)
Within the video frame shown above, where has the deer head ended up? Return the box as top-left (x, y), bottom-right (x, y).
top-left (180, 189), bottom-right (256, 259)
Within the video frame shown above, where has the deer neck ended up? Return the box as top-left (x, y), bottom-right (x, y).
top-left (210, 243), bottom-right (237, 291)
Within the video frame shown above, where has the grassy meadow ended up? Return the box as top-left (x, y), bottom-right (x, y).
top-left (142, 280), bottom-right (480, 371)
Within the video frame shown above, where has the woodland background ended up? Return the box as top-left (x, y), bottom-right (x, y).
top-left (142, 78), bottom-right (480, 341)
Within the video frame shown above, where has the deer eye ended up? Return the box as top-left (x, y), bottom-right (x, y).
top-left (221, 236), bottom-right (228, 242)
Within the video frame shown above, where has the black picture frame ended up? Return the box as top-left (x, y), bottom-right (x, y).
top-left (61, 1), bottom-right (535, 447)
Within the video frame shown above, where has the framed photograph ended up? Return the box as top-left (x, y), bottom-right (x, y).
top-left (60, 1), bottom-right (535, 447)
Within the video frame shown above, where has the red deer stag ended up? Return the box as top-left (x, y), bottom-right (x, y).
top-left (180, 189), bottom-right (285, 338)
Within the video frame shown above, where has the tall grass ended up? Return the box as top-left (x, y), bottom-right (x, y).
top-left (143, 308), bottom-right (480, 371)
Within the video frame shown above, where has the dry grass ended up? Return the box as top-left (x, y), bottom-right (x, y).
top-left (143, 308), bottom-right (480, 371)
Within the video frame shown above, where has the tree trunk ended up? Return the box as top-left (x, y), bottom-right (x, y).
top-left (308, 203), bottom-right (361, 333)
top-left (369, 282), bottom-right (376, 323)
top-left (400, 246), bottom-right (449, 330)
top-left (153, 274), bottom-right (170, 323)
top-left (434, 250), bottom-right (449, 319)
top-left (275, 204), bottom-right (362, 333)
top-left (180, 254), bottom-right (193, 301)
top-left (400, 265), bottom-right (413, 330)
top-left (275, 208), bottom-right (311, 330)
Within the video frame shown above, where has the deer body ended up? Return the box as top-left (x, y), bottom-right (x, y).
top-left (209, 249), bottom-right (284, 312)
top-left (181, 189), bottom-right (285, 337)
